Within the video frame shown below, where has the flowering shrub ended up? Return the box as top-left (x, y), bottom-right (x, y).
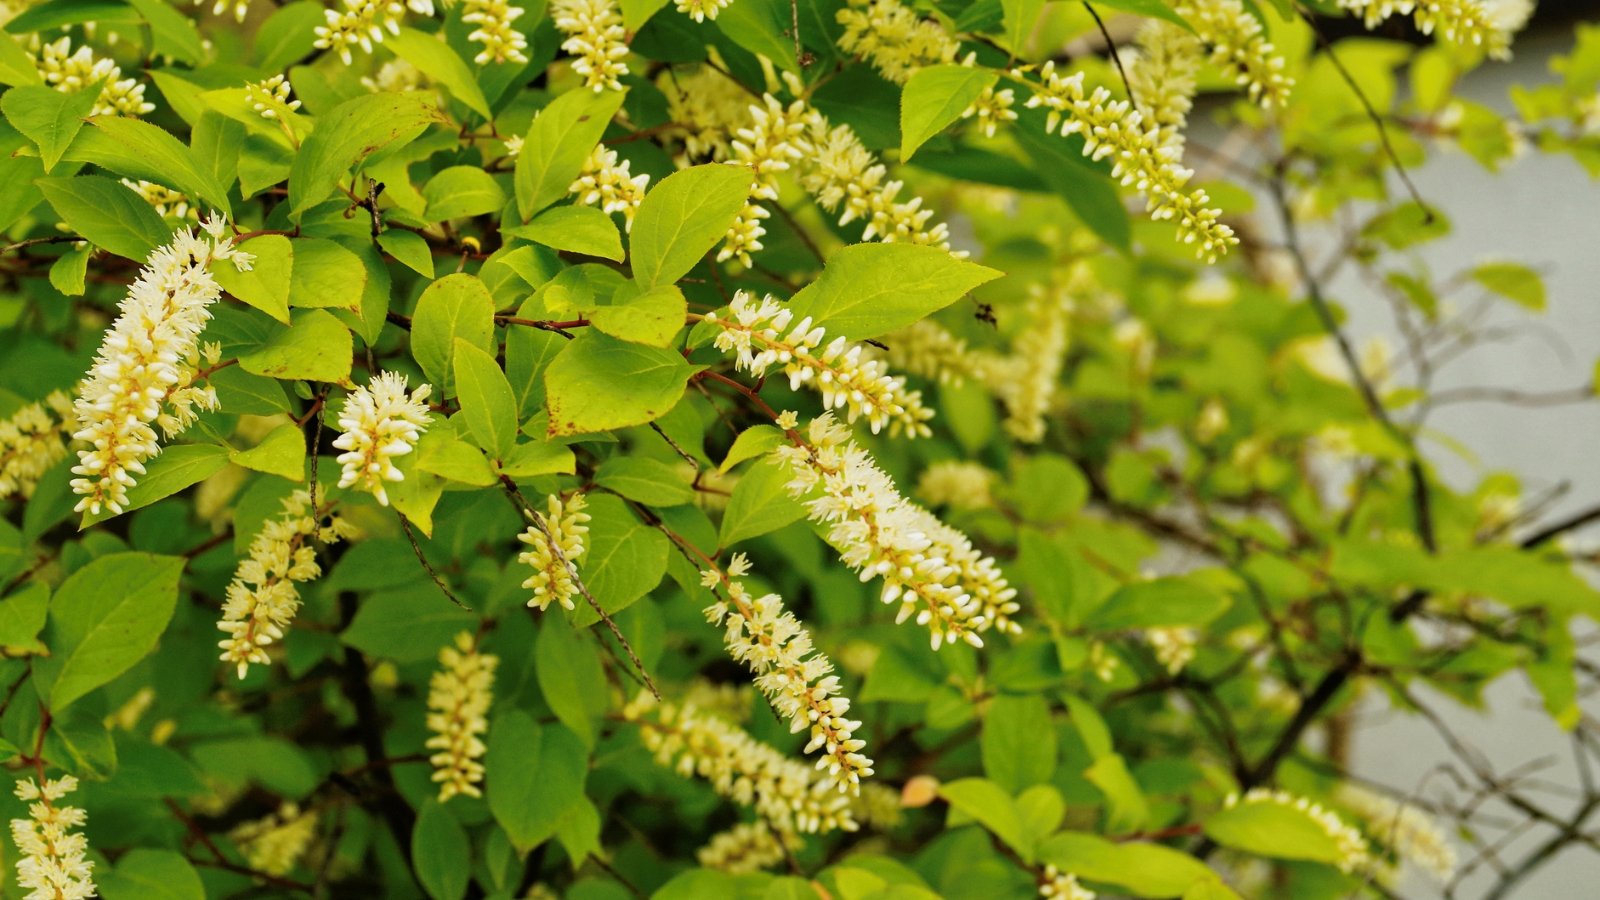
top-left (0, 0), bottom-right (1595, 898)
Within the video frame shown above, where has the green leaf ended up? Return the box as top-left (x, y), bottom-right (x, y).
top-left (71, 116), bottom-right (231, 215)
top-left (288, 92), bottom-right (441, 219)
top-left (289, 237), bottom-right (366, 313)
top-left (1085, 577), bottom-right (1231, 630)
top-left (507, 205), bottom-right (624, 261)
top-left (1087, 0), bottom-right (1194, 31)
top-left (590, 284), bottom-right (687, 348)
top-left (619, 0), bottom-right (671, 29)
top-left (594, 457), bottom-right (693, 506)
top-left (126, 0), bottom-right (204, 64)
top-left (255, 2), bottom-right (324, 72)
top-left (940, 777), bottom-right (1031, 861)
top-left (786, 243), bottom-right (1002, 339)
top-left (452, 339), bottom-right (518, 460)
top-left (0, 582), bottom-right (49, 655)
top-left (900, 66), bottom-right (996, 161)
top-left (230, 423), bottom-right (305, 481)
top-left (2, 85), bottom-right (100, 172)
top-left (82, 444), bottom-right (232, 526)
top-left (46, 553), bottom-right (183, 711)
top-left (630, 164), bottom-right (754, 289)
top-left (515, 88), bottom-right (626, 221)
top-left (48, 244), bottom-right (89, 296)
top-left (237, 309), bottom-right (354, 384)
top-left (379, 228), bottom-right (434, 278)
top-left (412, 273), bottom-right (497, 394)
top-left (424, 165), bottom-right (506, 222)
top-left (571, 493), bottom-right (670, 626)
top-left (544, 331), bottom-right (700, 437)
top-left (215, 234), bottom-right (292, 322)
top-left (499, 440), bottom-right (576, 478)
top-left (1085, 753), bottom-right (1150, 833)
top-left (1013, 109), bottom-right (1132, 251)
top-left (0, 27), bottom-right (41, 85)
top-left (981, 693), bottom-right (1057, 793)
top-left (1471, 261), bottom-right (1546, 310)
top-left (716, 0), bottom-right (798, 71)
top-left (340, 588), bottom-right (475, 662)
top-left (719, 457), bottom-right (806, 547)
top-left (720, 425), bottom-right (782, 473)
top-left (1001, 0), bottom-right (1045, 54)
top-left (1040, 832), bottom-right (1219, 898)
top-left (486, 713), bottom-right (588, 852)
top-left (535, 617), bottom-right (609, 747)
top-left (98, 849), bottom-right (204, 900)
top-left (1203, 800), bottom-right (1346, 867)
top-left (386, 27), bottom-right (492, 120)
top-left (413, 800), bottom-right (469, 900)
top-left (416, 435), bottom-right (497, 486)
top-left (36, 174), bottom-right (170, 261)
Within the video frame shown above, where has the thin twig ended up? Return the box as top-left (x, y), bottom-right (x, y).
top-left (397, 512), bottom-right (469, 609)
top-left (1083, 3), bottom-right (1136, 108)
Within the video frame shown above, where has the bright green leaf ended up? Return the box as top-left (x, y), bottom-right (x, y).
top-left (900, 65), bottom-right (996, 161)
top-left (2, 84), bottom-right (100, 172)
top-left (786, 243), bottom-right (1002, 339)
top-left (629, 163), bottom-right (754, 289)
top-left (514, 88), bottom-right (626, 221)
top-left (544, 331), bottom-right (700, 437)
top-left (452, 338), bottom-right (518, 459)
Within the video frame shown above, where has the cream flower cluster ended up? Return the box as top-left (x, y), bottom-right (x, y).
top-left (70, 218), bottom-right (248, 516)
top-left (462, 0), bottom-right (530, 64)
top-left (1338, 785), bottom-right (1457, 883)
top-left (552, 0), bottom-right (629, 91)
top-left (1024, 64), bottom-right (1237, 262)
top-left (702, 553), bottom-right (874, 793)
top-left (34, 36), bottom-right (154, 117)
top-left (719, 96), bottom-right (812, 266)
top-left (1127, 22), bottom-right (1203, 149)
top-left (1227, 788), bottom-right (1370, 873)
top-left (836, 0), bottom-right (958, 83)
top-left (122, 179), bottom-right (199, 224)
top-left (1174, 0), bottom-right (1293, 108)
top-left (978, 286), bottom-right (1070, 443)
top-left (218, 490), bottom-right (355, 678)
top-left (570, 146), bottom-right (650, 231)
top-left (706, 292), bottom-right (934, 437)
top-left (775, 414), bottom-right (1020, 648)
top-left (10, 776), bottom-right (94, 900)
top-left (426, 631), bottom-right (498, 801)
top-left (800, 113), bottom-right (953, 249)
top-left (676, 0), bottom-right (732, 22)
top-left (625, 694), bottom-right (858, 835)
top-left (878, 320), bottom-right (982, 386)
top-left (961, 57), bottom-right (1018, 138)
top-left (1336, 0), bottom-right (1519, 59)
top-left (363, 58), bottom-right (426, 93)
top-left (518, 491), bottom-right (590, 611)
top-left (1039, 866), bottom-right (1095, 900)
top-left (696, 821), bottom-right (797, 873)
top-left (332, 371), bottom-right (432, 507)
top-left (245, 74), bottom-right (301, 120)
top-left (1146, 626), bottom-right (1197, 675)
top-left (313, 0), bottom-right (416, 64)
top-left (915, 460), bottom-right (994, 511)
top-left (0, 392), bottom-right (73, 500)
top-left (659, 67), bottom-right (752, 162)
top-left (852, 781), bottom-right (904, 829)
top-left (229, 803), bottom-right (318, 876)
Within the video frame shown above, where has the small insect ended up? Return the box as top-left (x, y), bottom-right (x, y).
top-left (975, 302), bottom-right (997, 327)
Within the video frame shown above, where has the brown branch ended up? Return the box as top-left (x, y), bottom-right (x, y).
top-left (397, 512), bottom-right (470, 609)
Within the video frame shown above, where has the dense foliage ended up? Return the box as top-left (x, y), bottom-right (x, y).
top-left (0, 0), bottom-right (1596, 897)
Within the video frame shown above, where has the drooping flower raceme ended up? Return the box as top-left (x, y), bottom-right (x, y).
top-left (426, 631), bottom-right (498, 801)
top-left (876, 319), bottom-right (982, 386)
top-left (33, 36), bottom-right (154, 117)
top-left (217, 490), bottom-right (356, 679)
top-left (624, 694), bottom-right (858, 835)
top-left (976, 284), bottom-right (1070, 443)
top-left (676, 0), bottom-right (732, 22)
top-left (697, 821), bottom-right (797, 873)
top-left (1127, 21), bottom-right (1203, 149)
top-left (718, 95), bottom-right (813, 266)
top-left (658, 66), bottom-right (754, 162)
top-left (797, 111), bottom-right (953, 250)
top-left (313, 0), bottom-right (408, 64)
top-left (775, 414), bottom-right (1020, 649)
top-left (331, 371), bottom-right (432, 507)
top-left (570, 146), bottom-right (650, 231)
top-left (705, 292), bottom-right (934, 437)
top-left (702, 553), bottom-right (874, 793)
top-left (836, 0), bottom-right (959, 83)
top-left (1338, 784), bottom-right (1457, 884)
top-left (229, 803), bottom-right (318, 876)
top-left (1023, 64), bottom-right (1237, 262)
top-left (1039, 866), bottom-right (1096, 900)
top-left (70, 218), bottom-right (248, 516)
top-left (552, 0), bottom-right (629, 91)
top-left (1173, 0), bottom-right (1293, 107)
top-left (916, 460), bottom-right (995, 511)
top-left (0, 392), bottom-right (73, 501)
top-left (1336, 0), bottom-right (1524, 60)
top-left (10, 776), bottom-right (95, 900)
top-left (1226, 788), bottom-right (1371, 874)
top-left (518, 491), bottom-right (591, 611)
top-left (462, 0), bottom-right (530, 64)
top-left (122, 179), bottom-right (199, 224)
top-left (245, 73), bottom-right (301, 120)
top-left (1146, 626), bottom-right (1197, 674)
